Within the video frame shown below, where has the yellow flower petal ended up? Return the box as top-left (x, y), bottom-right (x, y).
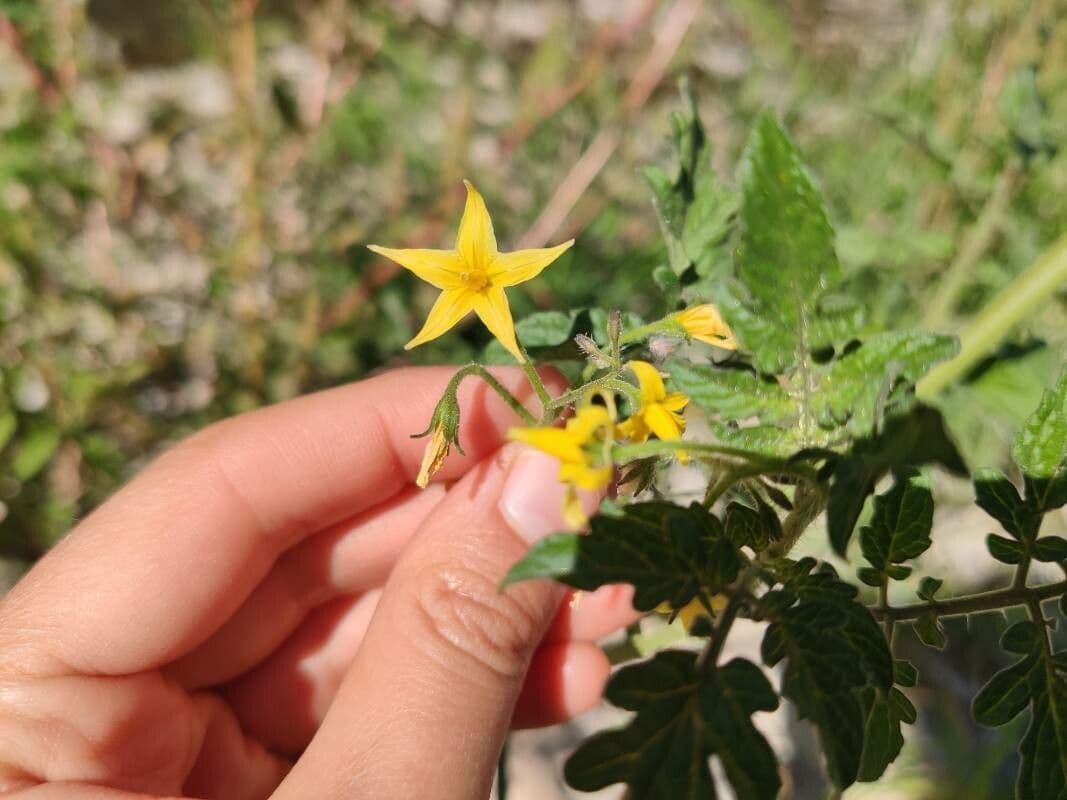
top-left (566, 405), bottom-right (612, 441)
top-left (562, 487), bottom-right (588, 529)
top-left (416, 425), bottom-right (450, 488)
top-left (405, 288), bottom-right (476, 350)
top-left (366, 245), bottom-right (465, 290)
top-left (560, 461), bottom-right (612, 491)
top-left (473, 285), bottom-right (523, 362)
top-left (627, 360), bottom-right (667, 405)
top-left (456, 180), bottom-right (497, 269)
top-left (644, 403), bottom-right (684, 442)
top-left (617, 415), bottom-right (650, 443)
top-left (489, 240), bottom-right (574, 287)
top-left (661, 392), bottom-right (689, 413)
top-left (509, 426), bottom-right (584, 463)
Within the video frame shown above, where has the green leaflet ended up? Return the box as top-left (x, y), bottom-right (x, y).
top-left (667, 360), bottom-right (793, 422)
top-left (759, 560), bottom-right (893, 789)
top-left (859, 470), bottom-right (934, 580)
top-left (643, 83), bottom-right (737, 281)
top-left (974, 467), bottom-right (1041, 542)
top-left (827, 406), bottom-right (967, 556)
top-left (858, 688), bottom-right (916, 782)
top-left (1014, 367), bottom-right (1067, 512)
top-left (733, 114), bottom-right (850, 374)
top-left (565, 651), bottom-right (781, 800)
top-left (501, 502), bottom-right (742, 612)
top-left (667, 332), bottom-right (956, 461)
top-left (973, 621), bottom-right (1067, 799)
top-left (816, 332), bottom-right (958, 434)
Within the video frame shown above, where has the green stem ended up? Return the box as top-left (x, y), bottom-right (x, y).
top-left (497, 736), bottom-right (509, 800)
top-left (450, 364), bottom-right (537, 426)
top-left (872, 579), bottom-right (1067, 622)
top-left (619, 317), bottom-right (686, 345)
top-left (517, 346), bottom-right (553, 421)
top-left (917, 229), bottom-right (1067, 400)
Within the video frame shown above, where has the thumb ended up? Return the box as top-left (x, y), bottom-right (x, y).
top-left (273, 444), bottom-right (598, 800)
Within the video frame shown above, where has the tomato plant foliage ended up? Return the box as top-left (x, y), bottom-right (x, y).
top-left (503, 97), bottom-right (1067, 798)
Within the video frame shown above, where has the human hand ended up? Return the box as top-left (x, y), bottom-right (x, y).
top-left (0, 367), bottom-right (637, 799)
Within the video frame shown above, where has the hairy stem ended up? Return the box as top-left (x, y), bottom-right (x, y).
top-left (517, 347), bottom-right (554, 421)
top-left (449, 364), bottom-right (538, 426)
top-left (873, 579), bottom-right (1067, 622)
top-left (696, 581), bottom-right (746, 673)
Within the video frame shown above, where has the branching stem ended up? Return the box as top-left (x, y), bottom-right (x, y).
top-left (872, 579), bottom-right (1067, 622)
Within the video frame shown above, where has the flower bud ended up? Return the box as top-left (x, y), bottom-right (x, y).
top-left (413, 387), bottom-right (462, 488)
top-left (673, 304), bottom-right (737, 349)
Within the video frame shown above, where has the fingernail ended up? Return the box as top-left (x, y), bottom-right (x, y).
top-left (499, 448), bottom-right (594, 543)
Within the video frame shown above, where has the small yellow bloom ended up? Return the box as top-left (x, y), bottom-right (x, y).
top-left (509, 405), bottom-right (614, 527)
top-left (368, 181), bottom-right (574, 362)
top-left (617, 360), bottom-right (690, 462)
top-left (673, 304), bottom-right (737, 349)
top-left (658, 594), bottom-right (729, 631)
top-left (416, 423), bottom-right (450, 488)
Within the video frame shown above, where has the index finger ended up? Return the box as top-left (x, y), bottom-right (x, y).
top-left (0, 366), bottom-right (561, 678)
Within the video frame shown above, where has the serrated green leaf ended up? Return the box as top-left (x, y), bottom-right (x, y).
top-left (859, 470), bottom-right (934, 579)
top-left (817, 332), bottom-right (958, 435)
top-left (502, 502), bottom-right (741, 611)
top-left (857, 567), bottom-right (883, 587)
top-left (974, 467), bottom-right (1041, 542)
top-left (1014, 367), bottom-right (1066, 482)
top-left (734, 115), bottom-right (847, 374)
top-left (916, 611), bottom-right (947, 650)
top-left (987, 533), bottom-right (1025, 564)
top-left (858, 693), bottom-right (906, 782)
top-left (828, 406), bottom-right (967, 555)
top-left (1002, 621), bottom-right (1042, 655)
top-left (895, 660), bottom-right (918, 688)
top-left (917, 576), bottom-right (943, 601)
top-left (1034, 536), bottom-right (1067, 563)
top-left (760, 561), bottom-right (892, 789)
top-left (973, 618), bottom-right (1067, 798)
top-left (667, 360), bottom-right (793, 421)
top-left (564, 652), bottom-right (781, 800)
top-left (724, 501), bottom-right (767, 550)
top-left (644, 85), bottom-right (737, 282)
top-left (10, 422), bottom-right (61, 481)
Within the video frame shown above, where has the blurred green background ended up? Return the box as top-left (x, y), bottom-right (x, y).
top-left (1, 3), bottom-right (1066, 794)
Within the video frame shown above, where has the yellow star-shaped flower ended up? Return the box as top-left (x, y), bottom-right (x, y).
top-left (368, 181), bottom-right (574, 362)
top-left (617, 360), bottom-right (690, 462)
top-left (509, 404), bottom-right (614, 527)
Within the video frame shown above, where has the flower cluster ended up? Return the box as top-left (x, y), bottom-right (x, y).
top-left (368, 181), bottom-right (735, 524)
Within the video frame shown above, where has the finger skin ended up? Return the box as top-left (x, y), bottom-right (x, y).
top-left (0, 367), bottom-right (563, 679)
top-left (223, 585), bottom-right (628, 751)
top-left (512, 642), bottom-right (611, 729)
top-left (273, 446), bottom-right (576, 800)
top-left (168, 486), bottom-right (444, 689)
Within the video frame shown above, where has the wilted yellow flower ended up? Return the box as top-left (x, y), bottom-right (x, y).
top-left (416, 423), bottom-right (450, 488)
top-left (617, 360), bottom-right (690, 462)
top-left (368, 181), bottom-right (573, 362)
top-left (673, 304), bottom-right (737, 349)
top-left (509, 405), bottom-right (614, 527)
